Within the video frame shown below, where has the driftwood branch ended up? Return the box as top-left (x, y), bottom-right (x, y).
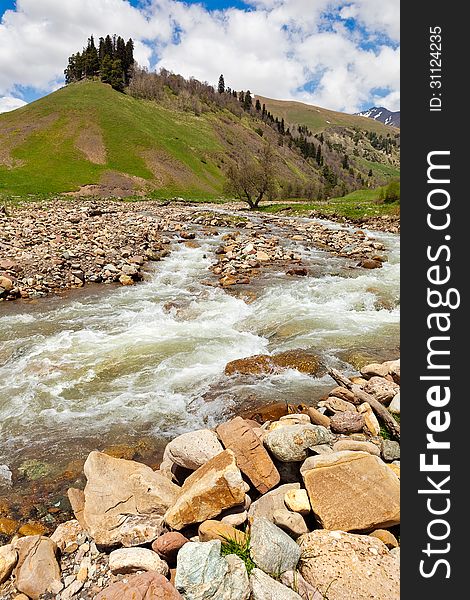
top-left (328, 368), bottom-right (400, 441)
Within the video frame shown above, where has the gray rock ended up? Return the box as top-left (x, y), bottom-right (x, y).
top-left (272, 509), bottom-right (309, 538)
top-left (175, 540), bottom-right (250, 600)
top-left (250, 517), bottom-right (301, 575)
top-left (250, 568), bottom-right (302, 599)
top-left (264, 425), bottom-right (332, 462)
top-left (382, 440), bottom-right (400, 462)
top-left (248, 483), bottom-right (300, 521)
top-left (165, 429), bottom-right (224, 470)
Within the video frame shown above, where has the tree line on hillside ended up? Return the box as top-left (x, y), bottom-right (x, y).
top-left (64, 35), bottom-right (134, 92)
top-left (62, 42), bottom-right (399, 205)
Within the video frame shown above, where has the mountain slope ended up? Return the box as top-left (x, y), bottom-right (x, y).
top-left (256, 96), bottom-right (398, 134)
top-left (0, 81), bottom-right (399, 198)
top-left (356, 107), bottom-right (400, 128)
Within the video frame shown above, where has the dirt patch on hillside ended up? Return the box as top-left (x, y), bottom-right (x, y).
top-left (66, 171), bottom-right (148, 197)
top-left (0, 113), bottom-right (58, 168)
top-left (75, 125), bottom-right (107, 164)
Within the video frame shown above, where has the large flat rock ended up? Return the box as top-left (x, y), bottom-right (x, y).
top-left (302, 451), bottom-right (400, 531)
top-left (298, 530), bottom-right (399, 600)
top-left (82, 451), bottom-right (180, 546)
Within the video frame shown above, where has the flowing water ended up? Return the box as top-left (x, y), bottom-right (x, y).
top-left (0, 217), bottom-right (399, 492)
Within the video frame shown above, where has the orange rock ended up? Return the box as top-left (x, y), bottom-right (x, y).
top-left (17, 522), bottom-right (48, 537)
top-left (216, 417), bottom-right (280, 494)
top-left (0, 517), bottom-right (18, 536)
top-left (164, 450), bottom-right (246, 531)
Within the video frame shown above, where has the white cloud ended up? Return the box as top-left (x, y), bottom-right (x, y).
top-left (0, 0), bottom-right (400, 113)
top-left (0, 96), bottom-right (27, 113)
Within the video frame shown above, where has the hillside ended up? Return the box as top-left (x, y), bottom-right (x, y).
top-left (0, 81), bottom-right (399, 199)
top-left (256, 96), bottom-right (398, 135)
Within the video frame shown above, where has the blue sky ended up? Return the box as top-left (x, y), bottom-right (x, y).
top-left (0, 0), bottom-right (399, 114)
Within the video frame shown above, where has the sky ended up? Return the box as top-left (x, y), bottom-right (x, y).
top-left (0, 0), bottom-right (399, 115)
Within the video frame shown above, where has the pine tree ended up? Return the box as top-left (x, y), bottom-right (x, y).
top-left (316, 144), bottom-right (322, 165)
top-left (262, 103), bottom-right (266, 118)
top-left (218, 74), bottom-right (225, 94)
top-left (100, 54), bottom-right (113, 86)
top-left (243, 90), bottom-right (252, 111)
top-left (239, 91), bottom-right (245, 104)
top-left (255, 98), bottom-right (261, 111)
top-left (341, 154), bottom-right (349, 169)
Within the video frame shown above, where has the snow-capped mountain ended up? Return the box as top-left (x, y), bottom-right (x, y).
top-left (356, 107), bottom-right (400, 128)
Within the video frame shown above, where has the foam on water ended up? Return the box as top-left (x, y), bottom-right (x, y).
top-left (0, 225), bottom-right (399, 472)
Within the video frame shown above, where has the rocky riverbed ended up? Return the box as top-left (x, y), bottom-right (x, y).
top-left (0, 358), bottom-right (400, 600)
top-left (1, 199), bottom-right (394, 302)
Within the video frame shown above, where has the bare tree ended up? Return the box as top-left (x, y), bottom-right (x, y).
top-left (225, 143), bottom-right (277, 209)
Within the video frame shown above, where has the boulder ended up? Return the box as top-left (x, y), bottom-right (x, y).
top-left (369, 529), bottom-right (399, 549)
top-left (50, 519), bottom-right (85, 552)
top-left (164, 450), bottom-right (246, 530)
top-left (306, 407), bottom-right (330, 428)
top-left (165, 430), bottom-right (224, 471)
top-left (358, 402), bottom-right (381, 436)
top-left (318, 397), bottom-right (357, 414)
top-left (302, 451), bottom-right (400, 531)
top-left (109, 547), bottom-right (169, 575)
top-left (67, 488), bottom-right (86, 529)
top-left (225, 350), bottom-right (322, 377)
top-left (332, 439), bottom-right (380, 456)
top-left (364, 377), bottom-right (400, 404)
top-left (0, 544), bottom-right (17, 584)
top-left (175, 540), bottom-right (250, 600)
top-left (360, 363), bottom-right (390, 379)
top-left (220, 505), bottom-right (248, 527)
top-left (82, 451), bottom-right (180, 546)
top-left (298, 530), bottom-right (399, 600)
top-left (248, 483), bottom-right (300, 521)
top-left (284, 488), bottom-right (311, 515)
top-left (250, 517), bottom-right (301, 575)
top-left (388, 393), bottom-right (400, 415)
top-left (216, 417), bottom-right (280, 493)
top-left (272, 509), bottom-right (308, 538)
top-left (14, 536), bottom-right (62, 599)
top-left (264, 425), bottom-right (332, 462)
top-left (381, 440), bottom-right (401, 461)
top-left (95, 572), bottom-right (182, 600)
top-left (152, 532), bottom-right (189, 564)
top-left (198, 520), bottom-right (247, 545)
top-left (328, 387), bottom-right (357, 403)
top-left (329, 411), bottom-right (365, 434)
top-left (250, 568), bottom-right (302, 600)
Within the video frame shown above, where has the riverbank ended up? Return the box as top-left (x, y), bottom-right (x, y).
top-left (0, 358), bottom-right (400, 600)
top-left (1, 199), bottom-right (397, 302)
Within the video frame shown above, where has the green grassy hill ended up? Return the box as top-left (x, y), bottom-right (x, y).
top-left (256, 95), bottom-right (398, 135)
top-left (0, 81), bottom-right (399, 199)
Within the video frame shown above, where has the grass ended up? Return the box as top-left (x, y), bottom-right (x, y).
top-left (220, 532), bottom-right (255, 574)
top-left (0, 81), bottom-right (226, 197)
top-left (257, 186), bottom-right (400, 219)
